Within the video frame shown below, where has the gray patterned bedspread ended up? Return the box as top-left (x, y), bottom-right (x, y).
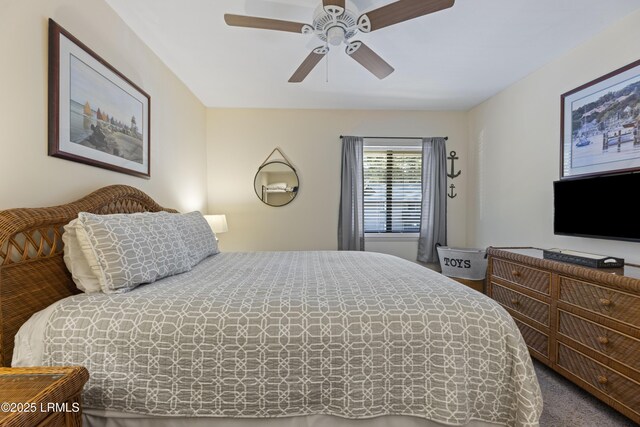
top-left (43, 251), bottom-right (542, 426)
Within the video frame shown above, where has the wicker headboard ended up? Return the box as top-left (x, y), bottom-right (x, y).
top-left (0, 185), bottom-right (176, 367)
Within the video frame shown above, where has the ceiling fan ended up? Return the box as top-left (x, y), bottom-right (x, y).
top-left (224, 0), bottom-right (455, 83)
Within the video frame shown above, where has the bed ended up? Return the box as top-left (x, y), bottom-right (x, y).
top-left (0, 185), bottom-right (542, 427)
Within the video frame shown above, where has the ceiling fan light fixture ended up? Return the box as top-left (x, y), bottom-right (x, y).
top-left (326, 26), bottom-right (345, 46)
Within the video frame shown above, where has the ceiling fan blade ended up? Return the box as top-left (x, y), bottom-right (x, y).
top-left (323, 0), bottom-right (345, 7)
top-left (323, 0), bottom-right (345, 16)
top-left (224, 14), bottom-right (312, 34)
top-left (289, 47), bottom-right (329, 83)
top-left (357, 0), bottom-right (454, 32)
top-left (345, 41), bottom-right (394, 79)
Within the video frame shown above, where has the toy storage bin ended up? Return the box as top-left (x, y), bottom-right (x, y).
top-left (436, 246), bottom-right (488, 280)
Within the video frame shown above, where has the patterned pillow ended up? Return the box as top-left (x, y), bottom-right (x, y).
top-left (75, 212), bottom-right (192, 293)
top-left (172, 212), bottom-right (219, 267)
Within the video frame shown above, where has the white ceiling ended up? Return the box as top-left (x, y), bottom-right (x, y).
top-left (105, 0), bottom-right (640, 110)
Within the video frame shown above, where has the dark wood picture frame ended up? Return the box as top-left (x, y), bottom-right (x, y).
top-left (48, 19), bottom-right (151, 178)
top-left (560, 58), bottom-right (640, 180)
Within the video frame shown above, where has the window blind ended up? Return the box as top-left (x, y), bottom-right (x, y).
top-left (363, 149), bottom-right (422, 233)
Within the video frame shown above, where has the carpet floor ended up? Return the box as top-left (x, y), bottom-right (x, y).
top-left (534, 360), bottom-right (638, 426)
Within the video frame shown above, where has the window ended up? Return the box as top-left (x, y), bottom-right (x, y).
top-left (363, 147), bottom-right (422, 234)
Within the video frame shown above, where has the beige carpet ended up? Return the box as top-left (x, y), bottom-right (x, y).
top-left (534, 360), bottom-right (638, 426)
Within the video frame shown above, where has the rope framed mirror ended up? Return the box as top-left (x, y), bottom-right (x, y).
top-left (254, 149), bottom-right (299, 207)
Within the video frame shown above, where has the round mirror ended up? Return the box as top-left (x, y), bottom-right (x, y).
top-left (254, 161), bottom-right (299, 207)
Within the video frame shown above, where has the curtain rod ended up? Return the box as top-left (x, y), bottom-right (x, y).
top-left (340, 135), bottom-right (448, 141)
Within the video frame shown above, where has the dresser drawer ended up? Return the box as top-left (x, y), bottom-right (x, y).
top-left (559, 277), bottom-right (640, 328)
top-left (491, 259), bottom-right (550, 295)
top-left (492, 283), bottom-right (550, 326)
top-left (558, 343), bottom-right (640, 418)
top-left (558, 310), bottom-right (640, 374)
top-left (514, 318), bottom-right (548, 358)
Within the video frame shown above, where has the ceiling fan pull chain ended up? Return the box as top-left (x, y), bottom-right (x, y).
top-left (326, 47), bottom-right (329, 83)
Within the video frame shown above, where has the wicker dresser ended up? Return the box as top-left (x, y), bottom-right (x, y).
top-left (486, 247), bottom-right (640, 424)
top-left (0, 367), bottom-right (89, 427)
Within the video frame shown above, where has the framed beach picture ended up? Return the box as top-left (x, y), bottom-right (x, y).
top-left (48, 19), bottom-right (150, 178)
top-left (561, 58), bottom-right (640, 179)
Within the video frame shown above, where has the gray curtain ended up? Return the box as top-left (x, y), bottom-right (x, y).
top-left (417, 137), bottom-right (447, 263)
top-left (338, 136), bottom-right (364, 251)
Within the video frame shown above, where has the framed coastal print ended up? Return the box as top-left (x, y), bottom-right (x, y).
top-left (48, 19), bottom-right (150, 178)
top-left (561, 58), bottom-right (640, 179)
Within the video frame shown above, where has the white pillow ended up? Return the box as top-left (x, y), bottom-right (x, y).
top-left (75, 211), bottom-right (192, 294)
top-left (172, 212), bottom-right (219, 267)
top-left (62, 219), bottom-right (102, 293)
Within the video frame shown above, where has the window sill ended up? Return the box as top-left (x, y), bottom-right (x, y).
top-left (365, 233), bottom-right (419, 241)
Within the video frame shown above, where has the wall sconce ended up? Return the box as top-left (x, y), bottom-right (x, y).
top-left (204, 215), bottom-right (228, 235)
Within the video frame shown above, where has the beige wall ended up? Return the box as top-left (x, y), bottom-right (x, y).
top-left (467, 10), bottom-right (640, 263)
top-left (0, 0), bottom-right (207, 212)
top-left (8, 0), bottom-right (635, 263)
top-left (207, 109), bottom-right (468, 258)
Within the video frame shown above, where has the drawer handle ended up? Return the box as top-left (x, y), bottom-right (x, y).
top-left (597, 375), bottom-right (608, 385)
top-left (511, 270), bottom-right (521, 278)
top-left (511, 299), bottom-right (520, 305)
top-left (599, 298), bottom-right (612, 307)
top-left (597, 336), bottom-right (609, 345)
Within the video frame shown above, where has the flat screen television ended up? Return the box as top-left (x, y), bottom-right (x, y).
top-left (554, 173), bottom-right (640, 242)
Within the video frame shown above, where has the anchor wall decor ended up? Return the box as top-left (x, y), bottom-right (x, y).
top-left (448, 184), bottom-right (457, 199)
top-left (447, 151), bottom-right (461, 178)
top-left (447, 150), bottom-right (461, 199)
